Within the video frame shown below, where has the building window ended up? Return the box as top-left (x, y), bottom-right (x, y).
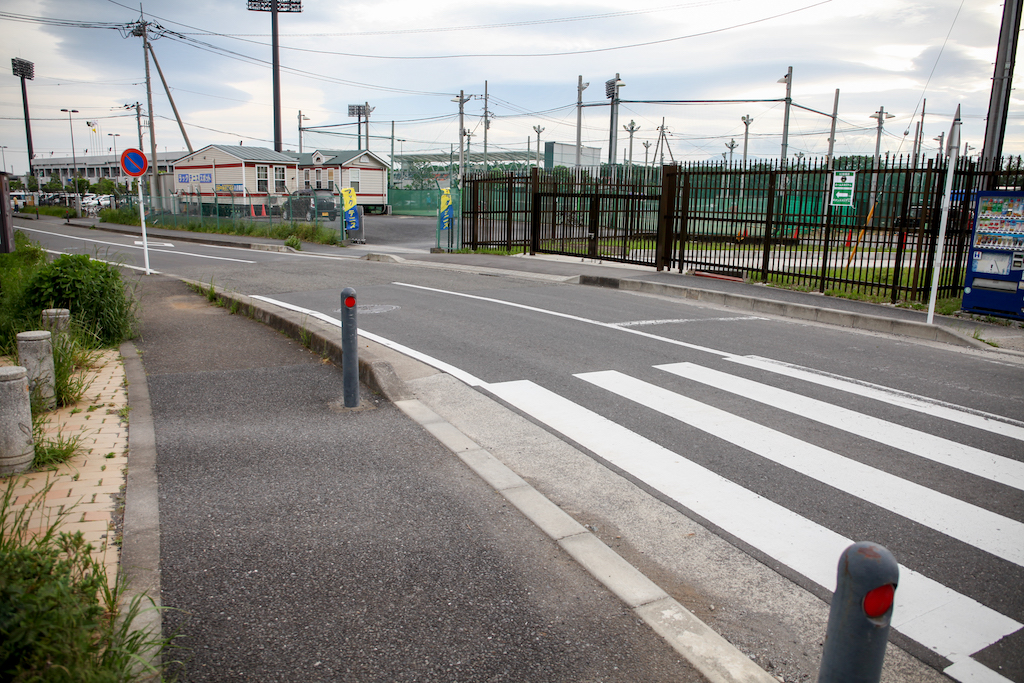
top-left (275, 166), bottom-right (286, 193)
top-left (257, 165), bottom-right (268, 193)
top-left (349, 168), bottom-right (360, 193)
top-left (315, 168), bottom-right (322, 189)
top-left (303, 169), bottom-right (310, 189)
top-left (327, 168), bottom-right (334, 191)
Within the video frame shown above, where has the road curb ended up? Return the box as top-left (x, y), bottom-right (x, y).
top-left (118, 341), bottom-right (163, 669)
top-left (392, 398), bottom-right (778, 683)
top-left (575, 274), bottom-right (991, 351)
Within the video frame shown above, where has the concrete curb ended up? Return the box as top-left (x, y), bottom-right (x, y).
top-left (189, 282), bottom-right (776, 683)
top-left (575, 274), bottom-right (992, 351)
top-left (118, 341), bottom-right (163, 668)
top-left (392, 398), bottom-right (777, 683)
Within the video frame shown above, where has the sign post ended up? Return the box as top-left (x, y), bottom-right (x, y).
top-left (121, 149), bottom-right (151, 275)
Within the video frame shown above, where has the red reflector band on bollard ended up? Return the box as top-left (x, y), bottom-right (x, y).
top-left (863, 584), bottom-right (895, 618)
top-left (344, 296), bottom-right (356, 308)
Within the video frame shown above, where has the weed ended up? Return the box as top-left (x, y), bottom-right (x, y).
top-left (0, 478), bottom-right (181, 681)
top-left (229, 299), bottom-right (240, 315)
top-left (284, 234), bottom-right (302, 250)
top-left (118, 405), bottom-right (129, 423)
top-left (205, 279), bottom-right (217, 303)
top-left (31, 412), bottom-right (84, 469)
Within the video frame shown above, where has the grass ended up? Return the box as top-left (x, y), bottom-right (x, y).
top-left (0, 478), bottom-right (179, 681)
top-left (18, 205), bottom-right (80, 219)
top-left (100, 206), bottom-right (342, 246)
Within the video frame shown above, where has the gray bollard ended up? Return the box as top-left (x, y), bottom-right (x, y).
top-left (341, 287), bottom-right (359, 408)
top-left (0, 366), bottom-right (35, 475)
top-left (41, 308), bottom-right (71, 335)
top-left (817, 542), bottom-right (899, 683)
top-left (17, 330), bottom-right (55, 411)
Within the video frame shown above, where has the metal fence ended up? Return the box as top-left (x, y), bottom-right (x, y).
top-left (463, 157), bottom-right (1024, 302)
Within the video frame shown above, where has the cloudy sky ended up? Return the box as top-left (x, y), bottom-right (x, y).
top-left (0, 0), bottom-right (1016, 174)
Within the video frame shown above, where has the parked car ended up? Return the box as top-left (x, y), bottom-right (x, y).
top-left (282, 189), bottom-right (338, 222)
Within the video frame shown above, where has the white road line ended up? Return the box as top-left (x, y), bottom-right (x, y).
top-left (577, 370), bottom-right (1024, 567)
top-left (392, 281), bottom-right (728, 355)
top-left (485, 378), bottom-right (1021, 681)
top-left (248, 295), bottom-right (488, 386)
top-left (613, 316), bottom-right (765, 327)
top-left (729, 355), bottom-right (1024, 442)
top-left (20, 226), bottom-right (257, 263)
top-left (658, 362), bottom-right (1024, 491)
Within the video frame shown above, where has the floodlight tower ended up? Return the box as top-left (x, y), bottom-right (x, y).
top-left (247, 0), bottom-right (303, 152)
top-left (605, 74), bottom-right (625, 165)
top-left (11, 58), bottom-right (35, 180)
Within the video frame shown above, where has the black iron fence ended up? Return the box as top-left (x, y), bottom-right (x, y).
top-left (463, 157), bottom-right (1024, 302)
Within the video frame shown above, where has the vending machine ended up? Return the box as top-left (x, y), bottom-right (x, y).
top-left (961, 191), bottom-right (1024, 321)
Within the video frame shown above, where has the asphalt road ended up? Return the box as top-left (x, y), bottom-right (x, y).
top-left (18, 215), bottom-right (1024, 683)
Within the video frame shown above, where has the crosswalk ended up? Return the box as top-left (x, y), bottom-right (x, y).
top-left (486, 361), bottom-right (1024, 683)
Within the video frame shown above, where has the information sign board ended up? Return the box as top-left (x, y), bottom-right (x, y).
top-left (831, 171), bottom-right (856, 208)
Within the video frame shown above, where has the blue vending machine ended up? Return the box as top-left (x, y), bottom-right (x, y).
top-left (962, 191), bottom-right (1024, 321)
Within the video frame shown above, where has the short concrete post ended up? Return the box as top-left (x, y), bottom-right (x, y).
top-left (341, 287), bottom-right (359, 408)
top-left (41, 308), bottom-right (71, 335)
top-left (17, 330), bottom-right (55, 411)
top-left (0, 366), bottom-right (35, 475)
top-left (817, 542), bottom-right (899, 683)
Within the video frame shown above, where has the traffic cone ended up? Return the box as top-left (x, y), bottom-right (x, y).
top-left (845, 230), bottom-right (852, 247)
top-left (261, 204), bottom-right (267, 217)
top-left (250, 204), bottom-right (256, 217)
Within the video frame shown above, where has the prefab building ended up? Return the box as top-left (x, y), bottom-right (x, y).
top-left (172, 145), bottom-right (300, 216)
top-left (286, 149), bottom-right (391, 213)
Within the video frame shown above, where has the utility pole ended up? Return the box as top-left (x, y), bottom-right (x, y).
top-left (869, 105), bottom-right (895, 213)
top-left (606, 73), bottom-right (625, 165)
top-left (623, 120), bottom-right (639, 166)
top-left (741, 115), bottom-right (753, 168)
top-left (61, 108), bottom-right (81, 215)
top-left (131, 16), bottom-right (159, 207)
top-left (576, 75), bottom-right (589, 167)
top-left (533, 125), bottom-right (545, 169)
top-left (452, 91), bottom-right (470, 188)
top-left (483, 80), bottom-right (490, 175)
top-left (934, 132), bottom-right (945, 157)
top-left (642, 140), bottom-right (651, 166)
top-left (465, 130), bottom-right (474, 169)
top-left (779, 66), bottom-right (792, 165)
top-left (981, 0), bottom-right (1022, 171)
top-left (11, 59), bottom-right (35, 181)
top-left (826, 89), bottom-right (840, 170)
top-left (364, 101), bottom-right (373, 151)
top-left (125, 102), bottom-right (144, 152)
top-left (298, 110), bottom-right (309, 152)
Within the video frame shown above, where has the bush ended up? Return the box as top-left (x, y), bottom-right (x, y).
top-left (19, 255), bottom-right (138, 348)
top-left (284, 235), bottom-right (302, 250)
top-left (0, 233), bottom-right (48, 345)
top-left (98, 207), bottom-right (139, 226)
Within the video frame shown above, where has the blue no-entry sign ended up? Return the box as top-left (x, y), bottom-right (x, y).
top-left (121, 148), bottom-right (148, 177)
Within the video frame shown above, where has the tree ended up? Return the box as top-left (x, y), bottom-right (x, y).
top-left (9, 178), bottom-right (24, 191)
top-left (91, 178), bottom-right (118, 195)
top-left (43, 177), bottom-right (63, 192)
top-left (26, 175), bottom-right (38, 192)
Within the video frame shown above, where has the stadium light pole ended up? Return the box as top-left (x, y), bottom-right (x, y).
top-left (247, 0), bottom-right (302, 152)
top-left (12, 58), bottom-right (35, 181)
top-left (61, 108), bottom-right (81, 215)
top-left (606, 74), bottom-right (626, 166)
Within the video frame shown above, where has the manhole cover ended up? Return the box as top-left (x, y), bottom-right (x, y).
top-left (335, 304), bottom-right (400, 314)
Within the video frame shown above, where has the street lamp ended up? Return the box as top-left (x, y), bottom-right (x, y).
top-left (298, 110), bottom-right (310, 153)
top-left (61, 108), bottom-right (81, 215)
top-left (576, 76), bottom-right (589, 167)
top-left (623, 120), bottom-right (639, 166)
top-left (533, 125), bottom-right (545, 169)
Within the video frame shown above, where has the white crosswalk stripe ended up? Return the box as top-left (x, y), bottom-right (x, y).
top-left (656, 362), bottom-right (1024, 491)
top-left (487, 365), bottom-right (1024, 683)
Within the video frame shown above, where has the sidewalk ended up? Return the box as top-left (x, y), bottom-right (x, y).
top-left (125, 275), bottom-right (713, 682)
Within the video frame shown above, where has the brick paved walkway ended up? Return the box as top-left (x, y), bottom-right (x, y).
top-left (1, 349), bottom-right (129, 587)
